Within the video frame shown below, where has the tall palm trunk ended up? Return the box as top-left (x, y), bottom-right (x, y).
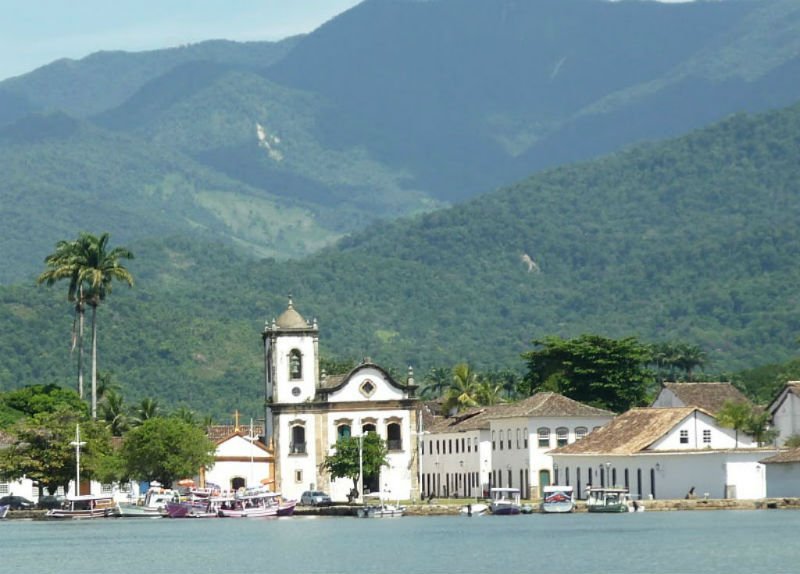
top-left (77, 301), bottom-right (85, 400)
top-left (91, 303), bottom-right (98, 419)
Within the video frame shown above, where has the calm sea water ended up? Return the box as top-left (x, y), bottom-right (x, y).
top-left (1, 510), bottom-right (798, 574)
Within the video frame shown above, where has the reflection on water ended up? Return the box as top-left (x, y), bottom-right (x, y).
top-left (1, 510), bottom-right (798, 574)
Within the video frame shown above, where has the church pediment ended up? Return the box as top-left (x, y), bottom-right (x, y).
top-left (321, 364), bottom-right (411, 403)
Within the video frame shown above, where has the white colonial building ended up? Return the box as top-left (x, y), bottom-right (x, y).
top-left (203, 422), bottom-right (273, 494)
top-left (419, 392), bottom-right (615, 499)
top-left (262, 298), bottom-right (419, 502)
top-left (767, 382), bottom-right (800, 446)
top-left (550, 407), bottom-right (777, 500)
top-left (761, 448), bottom-right (800, 497)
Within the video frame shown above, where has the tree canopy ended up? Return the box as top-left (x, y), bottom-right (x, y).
top-left (322, 433), bottom-right (388, 499)
top-left (522, 334), bottom-right (654, 413)
top-left (120, 416), bottom-right (216, 487)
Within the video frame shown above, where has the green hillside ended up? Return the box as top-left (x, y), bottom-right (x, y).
top-left (2, 101), bottom-right (799, 417)
top-left (0, 112), bottom-right (337, 284)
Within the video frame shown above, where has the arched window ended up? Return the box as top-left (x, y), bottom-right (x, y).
top-left (290, 423), bottom-right (306, 454)
top-left (516, 428), bottom-right (521, 449)
top-left (556, 427), bottom-right (569, 447)
top-left (499, 430), bottom-right (504, 450)
top-left (575, 427), bottom-right (588, 441)
top-left (537, 428), bottom-right (550, 448)
top-left (289, 349), bottom-right (302, 380)
top-left (507, 428), bottom-right (512, 449)
top-left (362, 422), bottom-right (377, 434)
top-left (337, 424), bottom-right (351, 440)
top-left (387, 422), bottom-right (402, 451)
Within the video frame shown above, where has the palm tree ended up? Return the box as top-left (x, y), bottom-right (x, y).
top-left (442, 363), bottom-right (481, 414)
top-left (74, 232), bottom-right (134, 419)
top-left (99, 389), bottom-right (129, 436)
top-left (132, 397), bottom-right (160, 426)
top-left (420, 367), bottom-right (450, 399)
top-left (37, 238), bottom-right (87, 399)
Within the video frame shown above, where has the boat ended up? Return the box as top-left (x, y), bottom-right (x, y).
top-left (541, 485), bottom-right (575, 514)
top-left (489, 487), bottom-right (521, 515)
top-left (216, 486), bottom-right (283, 518)
top-left (356, 492), bottom-right (405, 518)
top-left (119, 486), bottom-right (179, 517)
top-left (585, 487), bottom-right (644, 513)
top-left (458, 502), bottom-right (489, 516)
top-left (0, 504), bottom-right (8, 519)
top-left (46, 494), bottom-right (121, 519)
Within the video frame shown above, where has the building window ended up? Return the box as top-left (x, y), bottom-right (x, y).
top-left (507, 428), bottom-right (511, 450)
top-left (703, 429), bottom-right (712, 444)
top-left (387, 422), bottom-right (402, 451)
top-left (337, 424), bottom-right (351, 440)
top-left (516, 428), bottom-right (521, 449)
top-left (0, 482), bottom-right (8, 494)
top-left (499, 431), bottom-right (504, 450)
top-left (474, 437), bottom-right (478, 451)
top-left (290, 424), bottom-right (306, 454)
top-left (492, 431), bottom-right (496, 450)
top-left (461, 438), bottom-right (466, 453)
top-left (556, 427), bottom-right (569, 447)
top-left (295, 470), bottom-right (303, 483)
top-left (289, 349), bottom-right (302, 380)
top-left (359, 379), bottom-right (376, 398)
top-left (538, 428), bottom-right (550, 448)
top-left (449, 439), bottom-right (453, 454)
top-left (680, 430), bottom-right (689, 444)
top-left (524, 433), bottom-right (528, 448)
top-left (436, 440), bottom-right (440, 454)
top-left (362, 422), bottom-right (377, 434)
top-left (575, 427), bottom-right (588, 441)
top-left (101, 483), bottom-right (113, 494)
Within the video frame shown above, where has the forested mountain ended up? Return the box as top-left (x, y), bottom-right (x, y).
top-left (2, 0), bottom-right (800, 284)
top-left (2, 101), bottom-right (799, 417)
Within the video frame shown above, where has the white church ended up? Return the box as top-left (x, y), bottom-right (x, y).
top-left (261, 298), bottom-right (420, 502)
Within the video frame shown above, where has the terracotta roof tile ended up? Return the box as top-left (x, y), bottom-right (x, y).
top-left (761, 447), bottom-right (800, 464)
top-left (207, 424), bottom-right (264, 442)
top-left (551, 407), bottom-right (697, 455)
top-left (659, 382), bottom-right (751, 414)
top-left (490, 392), bottom-right (614, 419)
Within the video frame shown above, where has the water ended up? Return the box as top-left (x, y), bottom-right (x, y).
top-left (1, 511), bottom-right (798, 574)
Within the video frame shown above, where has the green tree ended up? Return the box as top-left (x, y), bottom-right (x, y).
top-left (745, 410), bottom-right (778, 446)
top-left (420, 367), bottom-right (450, 399)
top-left (784, 434), bottom-right (800, 448)
top-left (716, 400), bottom-right (754, 448)
top-left (99, 389), bottom-right (129, 437)
top-left (2, 384), bottom-right (86, 418)
top-left (121, 417), bottom-right (216, 487)
top-left (522, 334), bottom-right (654, 413)
top-left (442, 363), bottom-right (481, 413)
top-left (77, 232), bottom-right (134, 420)
top-left (37, 238), bottom-right (88, 399)
top-left (132, 397), bottom-right (160, 426)
top-left (0, 406), bottom-right (112, 495)
top-left (322, 433), bottom-right (388, 500)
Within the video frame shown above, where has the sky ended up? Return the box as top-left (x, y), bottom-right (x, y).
top-left (0, 0), bottom-right (363, 81)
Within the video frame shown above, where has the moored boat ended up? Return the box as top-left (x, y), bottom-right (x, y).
top-left (541, 485), bottom-right (575, 514)
top-left (489, 487), bottom-right (521, 515)
top-left (216, 486), bottom-right (282, 518)
top-left (586, 487), bottom-right (644, 513)
top-left (0, 504), bottom-right (8, 519)
top-left (459, 502), bottom-right (489, 516)
top-left (356, 493), bottom-right (405, 518)
top-left (46, 495), bottom-right (121, 519)
top-left (119, 487), bottom-right (179, 517)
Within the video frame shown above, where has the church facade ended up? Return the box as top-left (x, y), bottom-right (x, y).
top-left (262, 298), bottom-right (420, 502)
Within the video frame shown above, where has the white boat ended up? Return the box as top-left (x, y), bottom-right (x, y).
top-left (356, 492), bottom-right (405, 518)
top-left (541, 485), bottom-right (575, 514)
top-left (46, 495), bottom-right (121, 519)
top-left (586, 487), bottom-right (644, 513)
top-left (119, 487), bottom-right (179, 517)
top-left (459, 502), bottom-right (489, 516)
top-left (0, 504), bottom-right (8, 519)
top-left (489, 487), bottom-right (521, 515)
top-left (216, 486), bottom-right (281, 518)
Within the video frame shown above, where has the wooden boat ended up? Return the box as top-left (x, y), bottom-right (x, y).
top-left (216, 486), bottom-right (280, 518)
top-left (46, 495), bottom-right (121, 519)
top-left (489, 487), bottom-right (521, 515)
top-left (119, 487), bottom-right (179, 517)
top-left (541, 485), bottom-right (575, 514)
top-left (586, 487), bottom-right (644, 513)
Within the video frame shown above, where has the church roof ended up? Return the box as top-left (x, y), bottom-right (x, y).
top-left (658, 382), bottom-right (751, 415)
top-left (275, 298), bottom-right (310, 329)
top-left (207, 423), bottom-right (265, 443)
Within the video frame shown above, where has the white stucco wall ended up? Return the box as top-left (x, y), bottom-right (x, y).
top-left (277, 413), bottom-right (317, 500)
top-left (773, 394), bottom-right (800, 446)
top-left (765, 462), bottom-right (800, 497)
top-left (273, 333), bottom-right (317, 403)
top-left (651, 388), bottom-right (681, 408)
top-left (553, 450), bottom-right (773, 500)
top-left (650, 411), bottom-right (756, 450)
